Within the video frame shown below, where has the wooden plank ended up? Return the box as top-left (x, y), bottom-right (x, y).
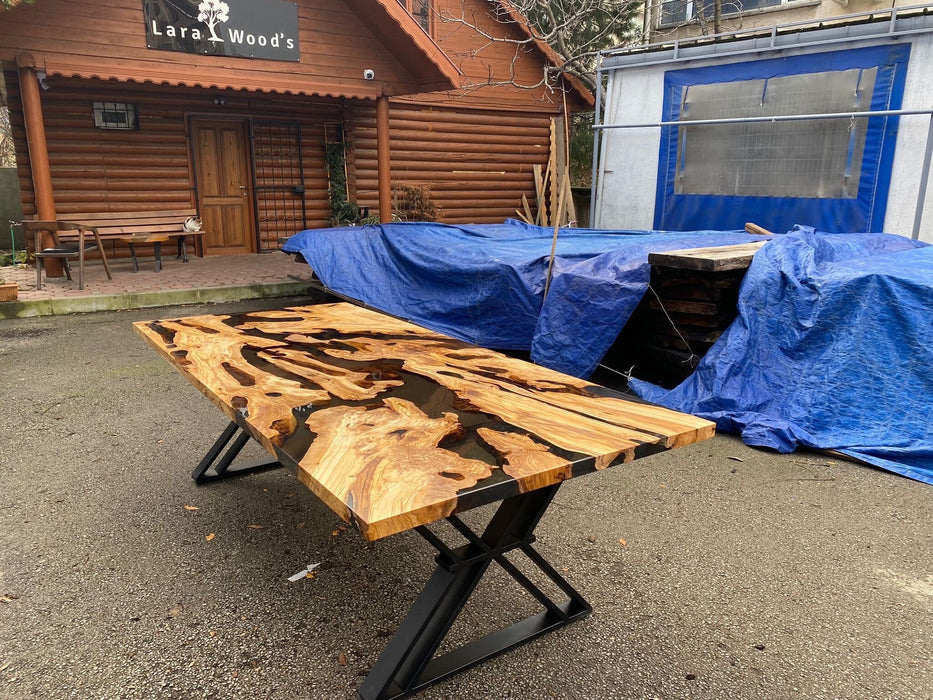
top-left (644, 298), bottom-right (723, 316)
top-left (69, 209), bottom-right (197, 220)
top-left (648, 241), bottom-right (769, 272)
top-left (533, 164), bottom-right (545, 226)
top-left (745, 222), bottom-right (773, 235)
top-left (134, 303), bottom-right (715, 541)
top-left (521, 193), bottom-right (534, 224)
top-left (652, 268), bottom-right (748, 289)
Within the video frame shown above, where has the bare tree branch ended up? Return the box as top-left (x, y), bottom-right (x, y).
top-left (0, 105), bottom-right (16, 169)
top-left (434, 0), bottom-right (642, 95)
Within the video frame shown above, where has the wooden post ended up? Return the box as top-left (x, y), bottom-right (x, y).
top-left (17, 55), bottom-right (63, 276)
top-left (376, 95), bottom-right (392, 223)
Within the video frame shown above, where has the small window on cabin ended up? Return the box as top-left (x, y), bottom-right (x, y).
top-left (398, 0), bottom-right (432, 34)
top-left (92, 102), bottom-right (139, 130)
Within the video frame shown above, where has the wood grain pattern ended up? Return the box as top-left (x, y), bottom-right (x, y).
top-left (135, 302), bottom-right (715, 540)
top-left (648, 241), bottom-right (768, 272)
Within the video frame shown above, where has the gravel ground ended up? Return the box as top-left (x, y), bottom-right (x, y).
top-left (0, 299), bottom-right (931, 700)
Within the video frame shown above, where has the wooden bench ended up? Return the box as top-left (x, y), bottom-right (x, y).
top-left (58, 209), bottom-right (206, 262)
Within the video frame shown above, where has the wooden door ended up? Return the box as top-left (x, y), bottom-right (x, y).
top-left (192, 120), bottom-right (255, 255)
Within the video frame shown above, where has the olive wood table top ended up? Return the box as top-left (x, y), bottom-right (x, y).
top-left (134, 302), bottom-right (714, 541)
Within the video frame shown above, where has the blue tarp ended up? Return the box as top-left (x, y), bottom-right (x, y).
top-left (631, 230), bottom-right (933, 486)
top-left (284, 221), bottom-right (933, 485)
top-left (282, 219), bottom-right (755, 377)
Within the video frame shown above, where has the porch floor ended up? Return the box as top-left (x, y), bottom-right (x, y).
top-left (0, 250), bottom-right (316, 318)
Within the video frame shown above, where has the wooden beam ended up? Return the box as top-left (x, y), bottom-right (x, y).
top-left (17, 57), bottom-right (63, 276)
top-left (376, 95), bottom-right (392, 223)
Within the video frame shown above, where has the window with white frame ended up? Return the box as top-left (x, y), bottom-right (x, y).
top-left (660, 0), bottom-right (794, 26)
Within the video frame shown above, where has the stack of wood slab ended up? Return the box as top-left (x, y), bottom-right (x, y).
top-left (603, 241), bottom-right (767, 388)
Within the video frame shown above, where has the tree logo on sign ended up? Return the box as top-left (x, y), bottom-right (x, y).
top-left (198, 0), bottom-right (230, 43)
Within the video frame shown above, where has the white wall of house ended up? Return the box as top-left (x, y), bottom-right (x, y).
top-left (594, 28), bottom-right (933, 243)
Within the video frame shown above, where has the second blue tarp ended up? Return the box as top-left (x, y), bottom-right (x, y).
top-left (631, 230), bottom-right (933, 486)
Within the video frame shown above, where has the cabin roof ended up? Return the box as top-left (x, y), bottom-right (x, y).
top-left (2, 0), bottom-right (592, 106)
top-left (2, 0), bottom-right (462, 99)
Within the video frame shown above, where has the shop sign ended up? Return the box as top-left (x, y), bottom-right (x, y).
top-left (143, 0), bottom-right (300, 62)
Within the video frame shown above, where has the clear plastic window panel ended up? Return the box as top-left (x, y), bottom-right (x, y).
top-left (674, 68), bottom-right (877, 198)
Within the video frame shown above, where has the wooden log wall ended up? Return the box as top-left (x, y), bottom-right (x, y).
top-left (0, 0), bottom-right (439, 100)
top-left (7, 69), bottom-right (558, 232)
top-left (2, 0), bottom-right (592, 236)
top-left (349, 101), bottom-right (553, 223)
top-left (5, 72), bottom-right (338, 235)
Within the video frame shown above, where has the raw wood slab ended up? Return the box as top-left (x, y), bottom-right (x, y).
top-left (648, 241), bottom-right (768, 272)
top-left (135, 303), bottom-right (714, 540)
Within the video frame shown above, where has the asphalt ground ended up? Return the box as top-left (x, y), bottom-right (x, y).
top-left (1, 298), bottom-right (931, 700)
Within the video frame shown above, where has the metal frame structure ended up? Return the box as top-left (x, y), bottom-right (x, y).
top-left (608, 3), bottom-right (933, 68)
top-left (590, 3), bottom-right (933, 239)
top-left (191, 421), bottom-right (283, 484)
top-left (192, 419), bottom-right (592, 700)
top-left (591, 108), bottom-right (933, 240)
top-left (249, 120), bottom-right (307, 252)
top-left (359, 483), bottom-right (591, 700)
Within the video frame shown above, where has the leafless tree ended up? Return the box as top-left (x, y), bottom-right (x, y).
top-left (0, 69), bottom-right (15, 170)
top-left (435, 0), bottom-right (642, 95)
top-left (648, 0), bottom-right (733, 43)
top-left (0, 106), bottom-right (15, 169)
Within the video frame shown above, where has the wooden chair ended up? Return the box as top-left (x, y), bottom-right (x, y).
top-left (23, 220), bottom-right (113, 291)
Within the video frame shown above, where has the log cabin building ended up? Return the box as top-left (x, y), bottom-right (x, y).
top-left (0, 0), bottom-right (591, 258)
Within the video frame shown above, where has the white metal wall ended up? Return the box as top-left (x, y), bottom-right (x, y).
top-left (883, 35), bottom-right (933, 242)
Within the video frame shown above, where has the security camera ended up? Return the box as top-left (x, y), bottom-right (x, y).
top-left (363, 69), bottom-right (375, 81)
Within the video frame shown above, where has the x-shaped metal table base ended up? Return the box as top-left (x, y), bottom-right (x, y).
top-left (193, 421), bottom-right (592, 699)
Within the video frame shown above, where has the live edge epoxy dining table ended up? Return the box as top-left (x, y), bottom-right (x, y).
top-left (134, 302), bottom-right (714, 699)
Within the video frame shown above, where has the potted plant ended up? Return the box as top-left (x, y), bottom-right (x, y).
top-left (0, 277), bottom-right (17, 301)
top-left (0, 235), bottom-right (20, 301)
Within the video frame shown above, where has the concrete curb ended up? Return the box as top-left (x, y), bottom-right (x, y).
top-left (0, 280), bottom-right (310, 319)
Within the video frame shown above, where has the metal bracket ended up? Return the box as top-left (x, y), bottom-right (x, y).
top-left (358, 482), bottom-right (591, 700)
top-left (192, 421), bottom-right (283, 484)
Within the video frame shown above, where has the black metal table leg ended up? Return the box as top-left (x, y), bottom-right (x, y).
top-left (192, 421), bottom-right (284, 484)
top-left (153, 241), bottom-right (163, 272)
top-left (358, 482), bottom-right (591, 700)
top-left (128, 242), bottom-right (139, 273)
